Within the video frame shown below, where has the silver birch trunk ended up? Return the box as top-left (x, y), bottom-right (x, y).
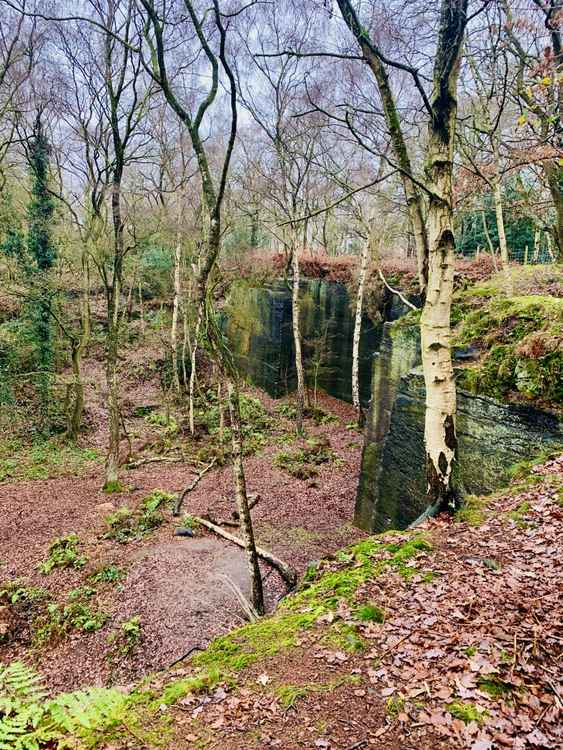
top-left (352, 236), bottom-right (369, 420)
top-left (291, 239), bottom-right (305, 434)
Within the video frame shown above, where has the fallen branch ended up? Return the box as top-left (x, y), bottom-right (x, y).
top-left (378, 268), bottom-right (418, 311)
top-left (193, 515), bottom-right (297, 589)
top-left (174, 458), bottom-right (217, 516)
top-left (126, 455), bottom-right (184, 469)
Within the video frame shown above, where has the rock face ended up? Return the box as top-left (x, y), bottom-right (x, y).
top-left (224, 279), bottom-right (381, 404)
top-left (355, 322), bottom-right (563, 533)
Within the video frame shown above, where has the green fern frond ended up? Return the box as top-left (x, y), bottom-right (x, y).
top-left (0, 663), bottom-right (52, 750)
top-left (0, 662), bottom-right (48, 705)
top-left (48, 687), bottom-right (128, 734)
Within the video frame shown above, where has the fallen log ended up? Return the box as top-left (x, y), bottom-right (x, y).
top-left (193, 515), bottom-right (297, 590)
top-left (126, 455), bottom-right (184, 469)
top-left (174, 458), bottom-right (217, 516)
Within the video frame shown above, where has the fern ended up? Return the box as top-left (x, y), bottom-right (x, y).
top-left (0, 663), bottom-right (134, 749)
top-left (0, 663), bottom-right (53, 750)
top-left (47, 687), bottom-right (129, 743)
top-left (0, 662), bottom-right (48, 705)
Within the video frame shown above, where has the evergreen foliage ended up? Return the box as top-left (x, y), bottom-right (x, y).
top-left (0, 116), bottom-right (57, 432)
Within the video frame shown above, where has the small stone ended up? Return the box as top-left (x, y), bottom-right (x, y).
top-left (174, 527), bottom-right (194, 537)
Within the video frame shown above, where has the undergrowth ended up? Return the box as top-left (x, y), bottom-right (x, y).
top-left (274, 436), bottom-right (340, 480)
top-left (1, 532), bottom-right (434, 748)
top-left (104, 490), bottom-right (176, 543)
top-left (38, 534), bottom-right (87, 575)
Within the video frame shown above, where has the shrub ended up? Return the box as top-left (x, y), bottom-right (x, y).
top-left (104, 490), bottom-right (176, 543)
top-left (274, 437), bottom-right (338, 480)
top-left (89, 565), bottom-right (125, 585)
top-left (38, 534), bottom-right (87, 575)
top-left (107, 616), bottom-right (143, 660)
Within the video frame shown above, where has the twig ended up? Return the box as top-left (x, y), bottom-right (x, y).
top-left (174, 458), bottom-right (217, 516)
top-left (378, 269), bottom-right (418, 311)
top-left (168, 644), bottom-right (204, 669)
top-left (378, 633), bottom-right (410, 659)
top-left (346, 741), bottom-right (368, 750)
top-left (218, 573), bottom-right (259, 622)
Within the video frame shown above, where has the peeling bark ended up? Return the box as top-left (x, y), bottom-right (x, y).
top-left (291, 237), bottom-right (305, 435)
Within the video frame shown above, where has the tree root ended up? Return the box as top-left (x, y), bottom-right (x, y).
top-left (192, 514), bottom-right (297, 590)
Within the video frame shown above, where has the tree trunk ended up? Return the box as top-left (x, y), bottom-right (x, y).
top-left (493, 180), bottom-right (509, 267)
top-left (352, 236), bottom-right (369, 423)
top-left (181, 300), bottom-right (189, 390)
top-left (226, 379), bottom-right (264, 615)
top-left (419, 0), bottom-right (467, 510)
top-left (188, 309), bottom-right (202, 436)
top-left (544, 161), bottom-right (563, 262)
top-left (171, 227), bottom-right (182, 395)
top-left (218, 380), bottom-right (225, 443)
top-left (104, 169), bottom-right (125, 490)
top-left (104, 282), bottom-right (121, 489)
top-left (481, 210), bottom-right (499, 272)
top-left (81, 249), bottom-right (91, 354)
top-left (138, 278), bottom-right (145, 334)
top-left (66, 339), bottom-right (84, 442)
top-left (291, 236), bottom-right (305, 434)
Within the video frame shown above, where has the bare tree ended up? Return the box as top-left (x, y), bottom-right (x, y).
top-left (335, 0), bottom-right (469, 509)
top-left (138, 0), bottom-right (265, 614)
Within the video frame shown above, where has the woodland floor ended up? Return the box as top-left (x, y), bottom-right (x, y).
top-left (0, 354), bottom-right (365, 692)
top-left (148, 453), bottom-right (563, 750)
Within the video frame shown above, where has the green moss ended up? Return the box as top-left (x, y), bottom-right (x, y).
top-left (506, 501), bottom-right (532, 527)
top-left (0, 440), bottom-right (99, 483)
top-left (159, 670), bottom-right (226, 706)
top-left (478, 677), bottom-right (515, 699)
top-left (456, 495), bottom-right (488, 526)
top-left (193, 611), bottom-right (318, 674)
top-left (103, 480), bottom-right (127, 494)
top-left (453, 293), bottom-right (563, 406)
top-left (447, 701), bottom-right (488, 725)
top-left (355, 604), bottom-right (385, 623)
top-left (386, 694), bottom-right (406, 719)
top-left (275, 684), bottom-right (311, 709)
top-left (274, 675), bottom-right (359, 709)
top-left (322, 622), bottom-right (365, 652)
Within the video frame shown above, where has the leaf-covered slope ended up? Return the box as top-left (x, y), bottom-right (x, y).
top-left (2, 453), bottom-right (562, 750)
